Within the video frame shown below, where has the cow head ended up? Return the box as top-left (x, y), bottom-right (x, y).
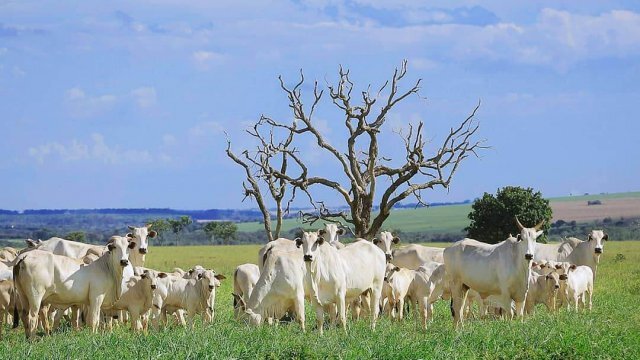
top-left (106, 236), bottom-right (133, 267)
top-left (140, 270), bottom-right (160, 291)
top-left (298, 231), bottom-right (325, 263)
top-left (587, 230), bottom-right (607, 261)
top-left (384, 263), bottom-right (401, 282)
top-left (515, 216), bottom-right (544, 262)
top-left (126, 224), bottom-right (156, 257)
top-left (373, 231), bottom-right (399, 263)
top-left (186, 265), bottom-right (206, 279)
top-left (320, 224), bottom-right (345, 249)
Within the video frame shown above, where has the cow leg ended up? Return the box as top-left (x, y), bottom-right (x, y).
top-left (514, 300), bottom-right (525, 320)
top-left (294, 293), bottom-right (306, 333)
top-left (87, 296), bottom-right (104, 333)
top-left (418, 297), bottom-right (427, 330)
top-left (450, 283), bottom-right (468, 328)
top-left (398, 297), bottom-right (405, 321)
top-left (337, 295), bottom-right (347, 333)
top-left (314, 305), bottom-right (325, 335)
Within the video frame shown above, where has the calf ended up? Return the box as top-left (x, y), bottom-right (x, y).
top-left (409, 262), bottom-right (447, 329)
top-left (562, 264), bottom-right (594, 311)
top-left (374, 232), bottom-right (444, 268)
top-left (382, 264), bottom-right (415, 321)
top-left (524, 272), bottom-right (560, 315)
top-left (111, 270), bottom-right (163, 332)
top-left (233, 264), bottom-right (260, 319)
top-left (155, 269), bottom-right (224, 327)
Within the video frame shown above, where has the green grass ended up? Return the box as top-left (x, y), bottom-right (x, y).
top-left (1, 242), bottom-right (639, 359)
top-left (237, 190), bottom-right (640, 235)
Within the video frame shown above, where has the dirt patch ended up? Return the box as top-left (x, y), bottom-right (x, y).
top-left (551, 198), bottom-right (640, 222)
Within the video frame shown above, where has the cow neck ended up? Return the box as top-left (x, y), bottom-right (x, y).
top-left (93, 251), bottom-right (124, 302)
top-left (129, 250), bottom-right (145, 271)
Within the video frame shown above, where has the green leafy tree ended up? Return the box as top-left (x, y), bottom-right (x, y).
top-left (466, 186), bottom-right (552, 244)
top-left (168, 216), bottom-right (193, 246)
top-left (203, 221), bottom-right (238, 245)
top-left (65, 231), bottom-right (86, 243)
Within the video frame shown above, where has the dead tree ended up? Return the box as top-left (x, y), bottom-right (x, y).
top-left (227, 60), bottom-right (486, 240)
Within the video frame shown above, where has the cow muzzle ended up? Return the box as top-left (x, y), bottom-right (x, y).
top-left (209, 285), bottom-right (215, 290)
top-left (595, 248), bottom-right (603, 254)
top-left (385, 254), bottom-right (392, 262)
top-left (150, 284), bottom-right (157, 290)
top-left (120, 259), bottom-right (129, 267)
top-left (554, 284), bottom-right (560, 289)
top-left (139, 248), bottom-right (148, 254)
top-left (303, 255), bottom-right (313, 262)
top-left (525, 254), bottom-right (533, 261)
top-left (559, 274), bottom-right (568, 281)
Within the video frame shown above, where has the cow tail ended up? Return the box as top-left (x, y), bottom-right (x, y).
top-left (12, 256), bottom-right (26, 329)
top-left (232, 268), bottom-right (239, 309)
top-left (450, 299), bottom-right (455, 318)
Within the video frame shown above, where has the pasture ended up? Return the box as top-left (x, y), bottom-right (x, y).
top-left (1, 241), bottom-right (639, 359)
top-left (235, 192), bottom-right (640, 235)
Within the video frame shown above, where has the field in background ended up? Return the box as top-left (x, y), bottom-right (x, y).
top-left (1, 241), bottom-right (638, 358)
top-left (237, 191), bottom-right (640, 234)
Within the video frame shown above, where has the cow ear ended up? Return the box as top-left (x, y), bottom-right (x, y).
top-left (128, 241), bottom-right (136, 249)
top-left (337, 228), bottom-right (345, 235)
top-left (188, 269), bottom-right (194, 274)
top-left (214, 274), bottom-right (226, 280)
top-left (141, 272), bottom-right (148, 279)
top-left (531, 262), bottom-right (538, 267)
top-left (394, 266), bottom-right (400, 272)
top-left (318, 229), bottom-right (326, 236)
top-left (108, 243), bottom-right (115, 251)
top-left (197, 273), bottom-right (203, 279)
top-left (126, 233), bottom-right (134, 239)
top-left (603, 233), bottom-right (609, 241)
top-left (25, 239), bottom-right (38, 248)
top-left (570, 264), bottom-right (577, 270)
top-left (587, 234), bottom-right (593, 241)
top-left (158, 272), bottom-right (168, 278)
top-left (372, 238), bottom-right (380, 245)
top-left (148, 230), bottom-right (157, 238)
top-left (392, 237), bottom-right (400, 244)
top-left (516, 234), bottom-right (522, 241)
top-left (295, 238), bottom-right (302, 248)
top-left (317, 237), bottom-right (325, 245)
top-left (128, 225), bottom-right (136, 231)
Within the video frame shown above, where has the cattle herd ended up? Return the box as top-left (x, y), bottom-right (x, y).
top-left (0, 219), bottom-right (608, 340)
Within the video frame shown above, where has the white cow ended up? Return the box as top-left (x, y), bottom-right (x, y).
top-left (298, 231), bottom-right (385, 334)
top-left (409, 262), bottom-right (447, 329)
top-left (374, 232), bottom-right (444, 268)
top-left (258, 238), bottom-right (298, 270)
top-left (24, 237), bottom-right (106, 259)
top-left (0, 279), bottom-right (14, 339)
top-left (154, 269), bottom-right (224, 327)
top-left (125, 224), bottom-right (157, 270)
top-left (110, 270), bottom-right (162, 332)
top-left (382, 264), bottom-right (415, 321)
top-left (535, 230), bottom-right (608, 279)
top-left (524, 272), bottom-right (560, 315)
top-left (13, 236), bottom-right (133, 338)
top-left (444, 218), bottom-right (544, 327)
top-left (320, 224), bottom-right (347, 249)
top-left (233, 264), bottom-right (260, 319)
top-left (236, 250), bottom-right (308, 331)
top-left (561, 264), bottom-right (594, 311)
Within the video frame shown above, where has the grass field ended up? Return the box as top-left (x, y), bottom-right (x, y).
top-left (1, 241), bottom-right (639, 359)
top-left (236, 191), bottom-right (640, 235)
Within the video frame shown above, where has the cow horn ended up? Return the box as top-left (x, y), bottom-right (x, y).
top-left (146, 223), bottom-right (153, 229)
top-left (534, 220), bottom-right (544, 231)
top-left (128, 225), bottom-right (135, 231)
top-left (515, 216), bottom-right (524, 231)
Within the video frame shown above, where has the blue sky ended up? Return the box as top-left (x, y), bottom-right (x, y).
top-left (1, 1), bottom-right (639, 210)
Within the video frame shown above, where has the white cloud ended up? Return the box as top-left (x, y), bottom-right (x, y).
top-left (28, 133), bottom-right (154, 165)
top-left (162, 134), bottom-right (177, 146)
top-left (130, 86), bottom-right (157, 108)
top-left (192, 51), bottom-right (226, 70)
top-left (65, 87), bottom-right (117, 118)
top-left (188, 121), bottom-right (224, 137)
